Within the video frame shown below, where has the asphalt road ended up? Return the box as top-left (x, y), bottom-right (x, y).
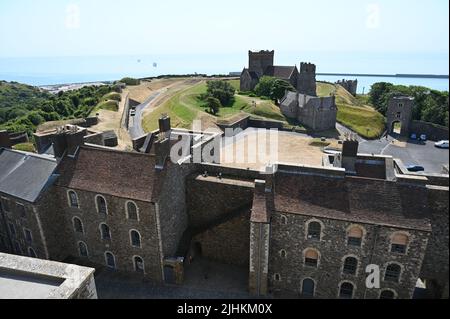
top-left (359, 135), bottom-right (449, 175)
top-left (128, 91), bottom-right (163, 139)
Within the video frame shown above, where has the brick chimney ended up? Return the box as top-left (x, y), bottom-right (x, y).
top-left (341, 139), bottom-right (359, 174)
top-left (52, 125), bottom-right (86, 158)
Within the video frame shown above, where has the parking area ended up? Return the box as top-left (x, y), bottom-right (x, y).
top-left (359, 135), bottom-right (449, 175)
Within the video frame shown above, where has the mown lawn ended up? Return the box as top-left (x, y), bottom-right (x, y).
top-left (317, 82), bottom-right (386, 139)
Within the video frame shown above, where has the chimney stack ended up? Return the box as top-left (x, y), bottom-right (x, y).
top-left (341, 138), bottom-right (359, 174)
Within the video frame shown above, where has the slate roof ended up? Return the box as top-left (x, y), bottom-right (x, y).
top-left (0, 148), bottom-right (58, 203)
top-left (264, 66), bottom-right (297, 80)
top-left (55, 146), bottom-right (157, 202)
top-left (242, 68), bottom-right (259, 80)
top-left (274, 171), bottom-right (431, 231)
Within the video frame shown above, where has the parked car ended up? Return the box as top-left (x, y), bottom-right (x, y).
top-left (410, 133), bottom-right (417, 140)
top-left (420, 134), bottom-right (428, 141)
top-left (130, 110), bottom-right (136, 117)
top-left (407, 165), bottom-right (425, 172)
top-left (435, 140), bottom-right (449, 149)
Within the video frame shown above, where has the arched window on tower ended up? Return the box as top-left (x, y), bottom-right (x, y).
top-left (130, 230), bottom-right (141, 248)
top-left (126, 202), bottom-right (139, 221)
top-left (304, 249), bottom-right (319, 268)
top-left (301, 279), bottom-right (315, 297)
top-left (343, 257), bottom-right (358, 275)
top-left (391, 233), bottom-right (409, 254)
top-left (385, 264), bottom-right (402, 283)
top-left (134, 256), bottom-right (145, 273)
top-left (96, 196), bottom-right (107, 215)
top-left (339, 282), bottom-right (354, 299)
top-left (347, 226), bottom-right (364, 247)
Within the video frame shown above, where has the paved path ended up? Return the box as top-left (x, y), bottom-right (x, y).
top-left (128, 91), bottom-right (163, 139)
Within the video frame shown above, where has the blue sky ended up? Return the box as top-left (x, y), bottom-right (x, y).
top-left (0, 0), bottom-right (448, 58)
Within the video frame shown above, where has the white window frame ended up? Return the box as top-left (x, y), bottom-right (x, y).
top-left (105, 251), bottom-right (116, 269)
top-left (130, 229), bottom-right (142, 248)
top-left (67, 190), bottom-right (80, 208)
top-left (95, 195), bottom-right (108, 215)
top-left (305, 219), bottom-right (324, 241)
top-left (133, 255), bottom-right (145, 273)
top-left (125, 201), bottom-right (140, 221)
top-left (99, 223), bottom-right (112, 241)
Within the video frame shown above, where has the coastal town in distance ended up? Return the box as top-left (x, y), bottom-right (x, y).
top-left (0, 0), bottom-right (449, 306)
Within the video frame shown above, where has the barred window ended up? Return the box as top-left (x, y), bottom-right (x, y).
top-left (127, 202), bottom-right (138, 220)
top-left (339, 282), bottom-right (354, 299)
top-left (130, 230), bottom-right (141, 248)
top-left (105, 252), bottom-right (116, 269)
top-left (100, 224), bottom-right (111, 240)
top-left (391, 233), bottom-right (409, 254)
top-left (385, 264), bottom-right (402, 283)
top-left (307, 222), bottom-right (321, 241)
top-left (347, 227), bottom-right (363, 247)
top-left (343, 257), bottom-right (358, 275)
top-left (96, 196), bottom-right (107, 215)
top-left (304, 249), bottom-right (319, 268)
top-left (68, 191), bottom-right (79, 208)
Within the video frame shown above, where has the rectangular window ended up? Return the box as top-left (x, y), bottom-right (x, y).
top-left (305, 258), bottom-right (318, 268)
top-left (391, 244), bottom-right (406, 254)
top-left (16, 204), bottom-right (26, 218)
top-left (348, 237), bottom-right (362, 247)
top-left (24, 229), bottom-right (33, 244)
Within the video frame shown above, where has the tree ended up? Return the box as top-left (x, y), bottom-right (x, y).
top-left (206, 80), bottom-right (235, 106)
top-left (254, 76), bottom-right (295, 101)
top-left (206, 97), bottom-right (222, 115)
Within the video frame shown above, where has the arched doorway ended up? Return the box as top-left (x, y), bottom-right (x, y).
top-left (301, 278), bottom-right (315, 297)
top-left (391, 121), bottom-right (402, 135)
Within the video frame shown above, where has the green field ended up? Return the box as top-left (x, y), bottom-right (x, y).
top-left (92, 100), bottom-right (119, 113)
top-left (142, 80), bottom-right (287, 132)
top-left (142, 80), bottom-right (386, 138)
top-left (317, 82), bottom-right (386, 139)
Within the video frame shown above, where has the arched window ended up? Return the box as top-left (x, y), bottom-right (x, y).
top-left (68, 191), bottom-right (79, 208)
top-left (280, 250), bottom-right (287, 259)
top-left (126, 202), bottom-right (139, 221)
top-left (391, 233), bottom-right (409, 254)
top-left (343, 257), bottom-right (358, 275)
top-left (274, 274), bottom-right (281, 282)
top-left (105, 252), bottom-right (116, 269)
top-left (28, 247), bottom-right (37, 258)
top-left (134, 256), bottom-right (145, 273)
top-left (347, 226), bottom-right (364, 247)
top-left (304, 249), bottom-right (319, 268)
top-left (307, 221), bottom-right (322, 241)
top-left (78, 242), bottom-right (88, 257)
top-left (301, 278), bottom-right (315, 297)
top-left (130, 230), bottom-right (141, 248)
top-left (100, 224), bottom-right (111, 240)
top-left (280, 215), bottom-right (288, 225)
top-left (339, 282), bottom-right (354, 299)
top-left (73, 217), bottom-right (84, 234)
top-left (380, 290), bottom-right (396, 299)
top-left (385, 264), bottom-right (402, 283)
top-left (96, 195), bottom-right (108, 215)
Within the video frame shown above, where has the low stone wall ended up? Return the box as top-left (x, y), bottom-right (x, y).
top-left (410, 121), bottom-right (449, 141)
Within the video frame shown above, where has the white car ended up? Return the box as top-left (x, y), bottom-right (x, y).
top-left (435, 140), bottom-right (449, 149)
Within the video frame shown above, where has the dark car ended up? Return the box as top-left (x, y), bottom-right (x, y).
top-left (407, 165), bottom-right (425, 172)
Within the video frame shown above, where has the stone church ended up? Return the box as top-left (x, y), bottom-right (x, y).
top-left (240, 50), bottom-right (317, 96)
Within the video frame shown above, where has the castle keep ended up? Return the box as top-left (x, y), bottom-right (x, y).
top-left (0, 117), bottom-right (448, 299)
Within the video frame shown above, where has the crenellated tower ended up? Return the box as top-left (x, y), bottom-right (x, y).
top-left (248, 50), bottom-right (274, 78)
top-left (297, 62), bottom-right (317, 96)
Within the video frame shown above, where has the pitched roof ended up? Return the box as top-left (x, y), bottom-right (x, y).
top-left (55, 146), bottom-right (157, 202)
top-left (242, 68), bottom-right (259, 80)
top-left (264, 66), bottom-right (297, 80)
top-left (0, 148), bottom-right (58, 202)
top-left (274, 171), bottom-right (431, 231)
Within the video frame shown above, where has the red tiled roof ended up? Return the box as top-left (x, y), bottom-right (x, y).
top-left (56, 146), bottom-right (156, 202)
top-left (274, 172), bottom-right (431, 231)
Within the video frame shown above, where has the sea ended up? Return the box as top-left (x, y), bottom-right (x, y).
top-left (0, 52), bottom-right (448, 93)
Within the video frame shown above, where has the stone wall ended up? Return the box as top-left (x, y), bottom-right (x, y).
top-left (420, 185), bottom-right (449, 298)
top-left (269, 211), bottom-right (429, 299)
top-left (186, 174), bottom-right (255, 228)
top-left (410, 121), bottom-right (449, 141)
top-left (192, 212), bottom-right (250, 267)
top-left (54, 187), bottom-right (164, 282)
